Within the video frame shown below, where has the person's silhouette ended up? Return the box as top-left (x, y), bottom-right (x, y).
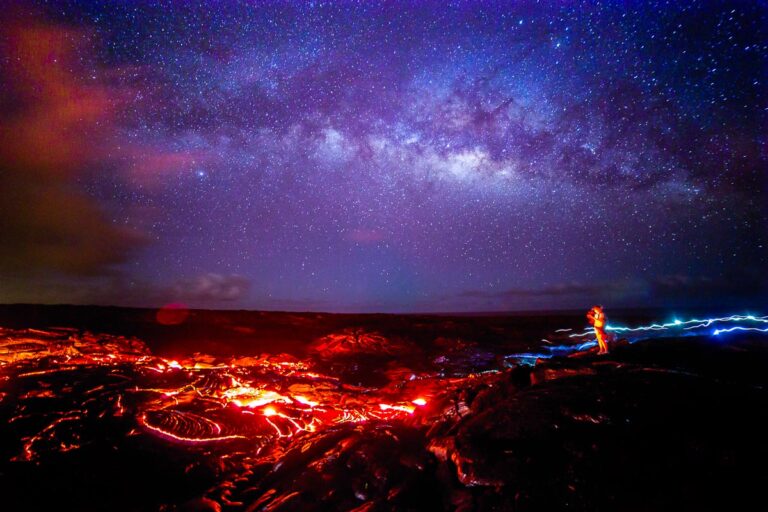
top-left (587, 305), bottom-right (609, 355)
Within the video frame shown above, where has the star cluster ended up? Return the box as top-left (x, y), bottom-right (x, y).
top-left (1, 1), bottom-right (765, 311)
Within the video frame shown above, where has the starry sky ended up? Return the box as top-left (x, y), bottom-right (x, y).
top-left (1, 1), bottom-right (766, 312)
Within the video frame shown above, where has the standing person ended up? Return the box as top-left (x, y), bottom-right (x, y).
top-left (587, 306), bottom-right (610, 355)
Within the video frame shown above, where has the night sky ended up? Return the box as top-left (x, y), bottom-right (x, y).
top-left (1, 1), bottom-right (766, 312)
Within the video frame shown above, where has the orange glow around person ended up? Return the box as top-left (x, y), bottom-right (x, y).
top-left (587, 305), bottom-right (610, 354)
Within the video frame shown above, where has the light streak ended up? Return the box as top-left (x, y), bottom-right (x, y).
top-left (567, 314), bottom-right (768, 339)
top-left (509, 313), bottom-right (768, 363)
top-left (713, 326), bottom-right (768, 336)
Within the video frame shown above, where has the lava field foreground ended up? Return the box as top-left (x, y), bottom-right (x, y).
top-left (1, 315), bottom-right (768, 511)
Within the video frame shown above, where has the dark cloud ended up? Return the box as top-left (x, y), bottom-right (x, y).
top-left (649, 273), bottom-right (767, 301)
top-left (455, 272), bottom-right (767, 311)
top-left (457, 280), bottom-right (646, 305)
top-left (458, 282), bottom-right (627, 299)
top-left (0, 19), bottom-right (145, 277)
top-left (0, 272), bottom-right (252, 308)
top-left (172, 273), bottom-right (251, 303)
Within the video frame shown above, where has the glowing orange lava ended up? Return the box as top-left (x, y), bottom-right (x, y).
top-left (0, 326), bottom-right (447, 461)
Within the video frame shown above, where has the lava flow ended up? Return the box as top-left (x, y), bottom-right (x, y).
top-left (1, 314), bottom-right (765, 460)
top-left (0, 326), bottom-right (443, 464)
top-left (1, 313), bottom-right (767, 510)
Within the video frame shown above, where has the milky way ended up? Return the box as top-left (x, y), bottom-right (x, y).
top-left (1, 1), bottom-right (765, 311)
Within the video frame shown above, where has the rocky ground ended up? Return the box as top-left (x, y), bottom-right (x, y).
top-left (0, 307), bottom-right (766, 511)
top-left (198, 335), bottom-right (768, 512)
